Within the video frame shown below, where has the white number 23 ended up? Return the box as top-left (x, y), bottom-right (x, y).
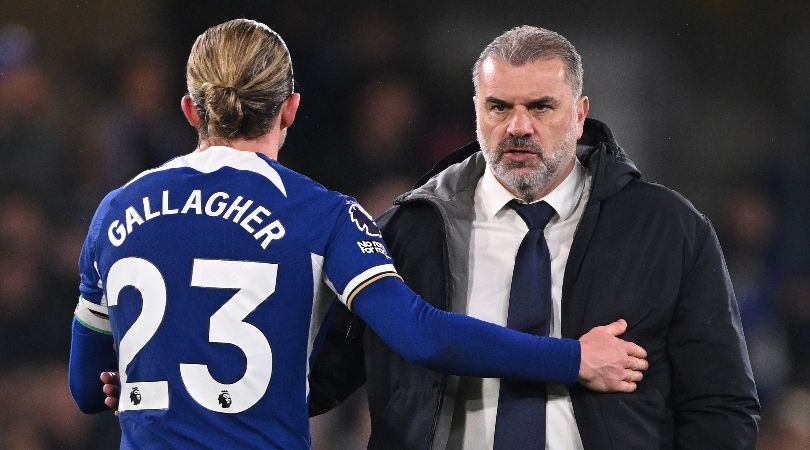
top-left (106, 258), bottom-right (277, 414)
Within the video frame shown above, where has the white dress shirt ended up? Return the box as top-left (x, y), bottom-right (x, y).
top-left (456, 159), bottom-right (591, 450)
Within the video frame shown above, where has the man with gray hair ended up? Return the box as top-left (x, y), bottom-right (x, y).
top-left (314, 25), bottom-right (761, 449)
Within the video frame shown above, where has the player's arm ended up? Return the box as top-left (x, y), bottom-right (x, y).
top-left (350, 276), bottom-right (646, 390)
top-left (70, 191), bottom-right (120, 414)
top-left (69, 315), bottom-right (117, 413)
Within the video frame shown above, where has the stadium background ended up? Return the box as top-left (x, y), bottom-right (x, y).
top-left (2, 0), bottom-right (808, 448)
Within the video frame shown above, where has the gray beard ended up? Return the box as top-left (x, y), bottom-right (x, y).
top-left (478, 129), bottom-right (577, 203)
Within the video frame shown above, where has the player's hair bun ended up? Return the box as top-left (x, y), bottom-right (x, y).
top-left (201, 82), bottom-right (244, 139)
top-left (186, 19), bottom-right (294, 141)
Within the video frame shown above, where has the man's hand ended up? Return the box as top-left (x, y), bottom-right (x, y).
top-left (578, 319), bottom-right (648, 392)
top-left (100, 371), bottom-right (120, 416)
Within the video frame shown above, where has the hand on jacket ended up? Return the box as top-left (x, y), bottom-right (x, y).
top-left (99, 319), bottom-right (648, 410)
top-left (577, 319), bottom-right (648, 392)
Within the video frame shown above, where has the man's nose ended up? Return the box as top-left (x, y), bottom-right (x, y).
top-left (507, 110), bottom-right (533, 137)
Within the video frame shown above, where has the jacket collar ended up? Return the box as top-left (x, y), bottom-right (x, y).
top-left (576, 118), bottom-right (641, 201)
top-left (401, 118), bottom-right (641, 204)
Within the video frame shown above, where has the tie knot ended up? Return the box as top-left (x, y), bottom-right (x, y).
top-left (510, 200), bottom-right (556, 229)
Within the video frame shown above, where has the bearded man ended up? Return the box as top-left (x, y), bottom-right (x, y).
top-left (310, 25), bottom-right (760, 450)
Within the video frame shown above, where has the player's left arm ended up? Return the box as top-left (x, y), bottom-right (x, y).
top-left (70, 192), bottom-right (120, 414)
top-left (349, 275), bottom-right (579, 384)
top-left (69, 316), bottom-right (117, 413)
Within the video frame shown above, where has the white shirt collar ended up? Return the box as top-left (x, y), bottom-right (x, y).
top-left (479, 158), bottom-right (586, 222)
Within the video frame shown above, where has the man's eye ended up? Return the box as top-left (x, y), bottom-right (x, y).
top-left (490, 104), bottom-right (507, 112)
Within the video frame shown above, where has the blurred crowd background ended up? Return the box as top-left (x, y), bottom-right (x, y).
top-left (2, 0), bottom-right (809, 448)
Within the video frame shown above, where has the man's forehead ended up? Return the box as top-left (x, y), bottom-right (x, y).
top-left (477, 56), bottom-right (570, 97)
top-left (480, 56), bottom-right (566, 80)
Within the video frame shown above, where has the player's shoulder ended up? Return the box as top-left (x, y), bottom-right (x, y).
top-left (90, 187), bottom-right (126, 227)
top-left (264, 155), bottom-right (357, 210)
top-left (81, 186), bottom-right (125, 254)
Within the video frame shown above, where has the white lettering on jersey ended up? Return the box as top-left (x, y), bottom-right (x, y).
top-left (254, 220), bottom-right (286, 249)
top-left (107, 189), bottom-right (285, 249)
top-left (205, 192), bottom-right (229, 216)
top-left (108, 220), bottom-right (126, 246)
top-left (240, 206), bottom-right (270, 233)
top-left (143, 197), bottom-right (160, 220)
top-left (181, 190), bottom-right (203, 215)
top-left (222, 196), bottom-right (254, 222)
top-left (162, 190), bottom-right (179, 215)
top-left (125, 206), bottom-right (145, 233)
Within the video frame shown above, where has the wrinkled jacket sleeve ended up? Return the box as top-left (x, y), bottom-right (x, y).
top-left (668, 217), bottom-right (760, 448)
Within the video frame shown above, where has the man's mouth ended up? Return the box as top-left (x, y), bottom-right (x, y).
top-left (505, 148), bottom-right (537, 154)
top-left (501, 149), bottom-right (539, 163)
top-left (503, 146), bottom-right (540, 156)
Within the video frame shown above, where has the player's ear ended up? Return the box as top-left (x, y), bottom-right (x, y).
top-left (181, 95), bottom-right (201, 128)
top-left (279, 93), bottom-right (300, 130)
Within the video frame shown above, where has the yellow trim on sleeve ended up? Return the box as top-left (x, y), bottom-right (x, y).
top-left (346, 272), bottom-right (403, 311)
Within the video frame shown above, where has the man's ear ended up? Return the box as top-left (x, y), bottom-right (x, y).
top-left (279, 93), bottom-right (300, 129)
top-left (181, 95), bottom-right (201, 128)
top-left (576, 95), bottom-right (590, 137)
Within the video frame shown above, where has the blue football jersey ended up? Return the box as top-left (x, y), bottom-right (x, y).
top-left (74, 146), bottom-right (397, 449)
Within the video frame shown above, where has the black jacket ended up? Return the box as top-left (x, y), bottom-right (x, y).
top-left (309, 118), bottom-right (760, 449)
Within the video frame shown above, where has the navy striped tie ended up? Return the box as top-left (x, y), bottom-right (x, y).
top-left (493, 200), bottom-right (556, 450)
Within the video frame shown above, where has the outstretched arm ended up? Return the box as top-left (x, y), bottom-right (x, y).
top-left (352, 276), bottom-right (646, 390)
top-left (100, 283), bottom-right (648, 411)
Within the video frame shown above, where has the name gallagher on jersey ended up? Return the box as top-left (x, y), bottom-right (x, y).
top-left (107, 189), bottom-right (286, 249)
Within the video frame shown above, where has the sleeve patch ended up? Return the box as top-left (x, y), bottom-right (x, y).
top-left (356, 240), bottom-right (391, 259)
top-left (348, 203), bottom-right (381, 237)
